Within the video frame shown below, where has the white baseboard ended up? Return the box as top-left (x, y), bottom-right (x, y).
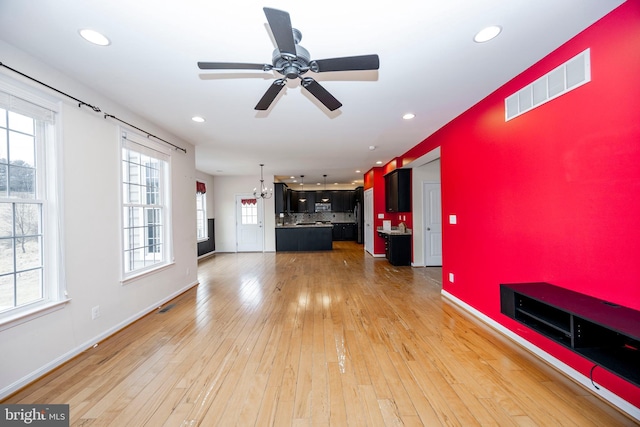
top-left (441, 290), bottom-right (640, 423)
top-left (0, 280), bottom-right (199, 400)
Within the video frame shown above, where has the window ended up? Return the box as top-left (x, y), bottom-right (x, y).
top-left (196, 188), bottom-right (207, 241)
top-left (0, 80), bottom-right (62, 321)
top-left (241, 198), bottom-right (258, 225)
top-left (121, 131), bottom-right (171, 278)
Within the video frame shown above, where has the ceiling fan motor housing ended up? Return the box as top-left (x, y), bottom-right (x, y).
top-left (272, 31), bottom-right (311, 79)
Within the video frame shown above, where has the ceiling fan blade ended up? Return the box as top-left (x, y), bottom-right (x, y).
top-left (198, 62), bottom-right (268, 70)
top-left (301, 78), bottom-right (342, 111)
top-left (263, 7), bottom-right (296, 57)
top-left (311, 54), bottom-right (380, 72)
top-left (255, 79), bottom-right (286, 110)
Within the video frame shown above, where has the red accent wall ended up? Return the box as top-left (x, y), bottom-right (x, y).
top-left (393, 0), bottom-right (640, 406)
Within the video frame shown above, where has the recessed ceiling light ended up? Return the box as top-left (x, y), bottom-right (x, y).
top-left (355, 170), bottom-right (361, 173)
top-left (290, 176), bottom-right (295, 179)
top-left (369, 145), bottom-right (376, 150)
top-left (376, 161), bottom-right (383, 165)
top-left (79, 29), bottom-right (111, 46)
top-left (474, 26), bottom-right (502, 43)
top-left (191, 116), bottom-right (205, 123)
top-left (402, 113), bottom-right (415, 120)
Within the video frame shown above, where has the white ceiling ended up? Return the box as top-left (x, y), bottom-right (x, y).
top-left (0, 0), bottom-right (624, 189)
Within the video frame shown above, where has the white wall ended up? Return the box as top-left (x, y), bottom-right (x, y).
top-left (0, 41), bottom-right (199, 398)
top-left (212, 175), bottom-right (276, 252)
top-left (411, 158), bottom-right (441, 266)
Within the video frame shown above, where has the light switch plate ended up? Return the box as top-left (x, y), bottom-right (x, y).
top-left (449, 273), bottom-right (455, 283)
top-left (449, 214), bottom-right (457, 224)
top-left (378, 213), bottom-right (385, 219)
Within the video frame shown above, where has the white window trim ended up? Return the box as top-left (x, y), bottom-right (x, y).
top-left (196, 190), bottom-right (208, 243)
top-left (119, 128), bottom-right (173, 283)
top-left (0, 74), bottom-right (66, 325)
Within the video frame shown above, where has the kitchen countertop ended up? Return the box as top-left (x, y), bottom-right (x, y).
top-left (277, 223), bottom-right (334, 228)
top-left (377, 228), bottom-right (412, 236)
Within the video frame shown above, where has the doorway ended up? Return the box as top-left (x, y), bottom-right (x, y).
top-left (423, 182), bottom-right (442, 266)
top-left (236, 195), bottom-right (264, 252)
top-left (364, 188), bottom-right (374, 255)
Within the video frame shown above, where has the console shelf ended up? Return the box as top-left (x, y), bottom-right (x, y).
top-left (500, 282), bottom-right (640, 387)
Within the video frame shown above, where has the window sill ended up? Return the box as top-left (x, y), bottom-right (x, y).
top-left (121, 261), bottom-right (175, 285)
top-left (0, 298), bottom-right (72, 332)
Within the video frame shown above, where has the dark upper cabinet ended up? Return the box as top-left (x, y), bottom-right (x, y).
top-left (331, 190), bottom-right (356, 212)
top-left (330, 191), bottom-right (344, 212)
top-left (385, 169), bottom-right (411, 212)
top-left (290, 190), bottom-right (315, 212)
top-left (345, 190), bottom-right (356, 212)
top-left (317, 191), bottom-right (331, 204)
top-left (274, 183), bottom-right (288, 214)
top-left (288, 189), bottom-right (356, 213)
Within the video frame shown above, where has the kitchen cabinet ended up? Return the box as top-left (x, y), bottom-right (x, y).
top-left (288, 189), bottom-right (356, 213)
top-left (377, 231), bottom-right (411, 265)
top-left (290, 190), bottom-right (315, 212)
top-left (332, 223), bottom-right (356, 241)
top-left (276, 225), bottom-right (333, 251)
top-left (330, 191), bottom-right (344, 212)
top-left (330, 190), bottom-right (356, 212)
top-left (501, 282), bottom-right (640, 387)
top-left (385, 169), bottom-right (411, 212)
top-left (317, 191), bottom-right (331, 204)
top-left (274, 183), bottom-right (288, 214)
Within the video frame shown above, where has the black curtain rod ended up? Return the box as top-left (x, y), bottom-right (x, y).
top-left (0, 61), bottom-right (187, 154)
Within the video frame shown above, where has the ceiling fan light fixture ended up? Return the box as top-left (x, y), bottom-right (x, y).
top-left (474, 26), bottom-right (502, 43)
top-left (79, 29), bottom-right (111, 46)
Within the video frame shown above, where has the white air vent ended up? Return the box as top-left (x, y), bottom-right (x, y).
top-left (505, 49), bottom-right (590, 121)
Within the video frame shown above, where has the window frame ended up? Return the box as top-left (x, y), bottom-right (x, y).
top-left (0, 76), bottom-right (67, 329)
top-left (120, 129), bottom-right (173, 283)
top-left (196, 190), bottom-right (207, 242)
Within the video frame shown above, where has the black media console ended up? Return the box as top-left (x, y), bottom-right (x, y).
top-left (500, 282), bottom-right (640, 387)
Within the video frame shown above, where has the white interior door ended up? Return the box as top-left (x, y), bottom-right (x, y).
top-left (236, 195), bottom-right (264, 252)
top-left (423, 182), bottom-right (442, 266)
top-left (364, 188), bottom-right (374, 255)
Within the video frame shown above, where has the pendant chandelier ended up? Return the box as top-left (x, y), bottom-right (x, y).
top-left (321, 174), bottom-right (329, 202)
top-left (299, 175), bottom-right (306, 202)
top-left (253, 164), bottom-right (273, 199)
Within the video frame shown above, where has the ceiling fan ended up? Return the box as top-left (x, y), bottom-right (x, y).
top-left (197, 7), bottom-right (380, 111)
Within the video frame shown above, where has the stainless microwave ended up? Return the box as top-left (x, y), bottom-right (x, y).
top-left (315, 203), bottom-right (332, 211)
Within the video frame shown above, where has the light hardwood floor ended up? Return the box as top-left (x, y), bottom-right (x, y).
top-left (3, 241), bottom-right (637, 426)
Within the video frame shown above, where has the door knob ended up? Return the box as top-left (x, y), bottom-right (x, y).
top-left (427, 227), bottom-right (431, 230)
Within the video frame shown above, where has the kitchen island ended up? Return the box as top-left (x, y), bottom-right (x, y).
top-left (275, 223), bottom-right (333, 251)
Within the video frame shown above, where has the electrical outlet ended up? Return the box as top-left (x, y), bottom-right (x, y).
top-left (449, 273), bottom-right (455, 283)
top-left (91, 305), bottom-right (100, 320)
